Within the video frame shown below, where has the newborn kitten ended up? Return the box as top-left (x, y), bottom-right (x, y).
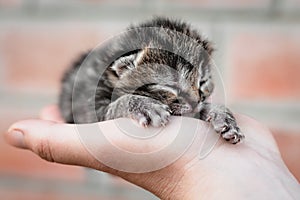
top-left (59, 17), bottom-right (244, 144)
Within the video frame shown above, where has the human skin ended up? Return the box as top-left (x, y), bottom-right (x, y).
top-left (4, 105), bottom-right (300, 199)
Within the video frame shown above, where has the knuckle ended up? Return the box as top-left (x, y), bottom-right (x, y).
top-left (33, 136), bottom-right (55, 162)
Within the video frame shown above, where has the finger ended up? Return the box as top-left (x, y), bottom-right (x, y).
top-left (3, 119), bottom-right (203, 200)
top-left (39, 105), bottom-right (64, 123)
top-left (4, 120), bottom-right (108, 171)
top-left (4, 117), bottom-right (207, 174)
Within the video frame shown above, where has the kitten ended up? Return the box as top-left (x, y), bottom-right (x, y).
top-left (59, 17), bottom-right (244, 144)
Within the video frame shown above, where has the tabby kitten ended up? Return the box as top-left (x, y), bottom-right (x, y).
top-left (59, 17), bottom-right (244, 144)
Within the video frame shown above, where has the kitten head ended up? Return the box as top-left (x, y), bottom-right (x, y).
top-left (106, 17), bottom-right (214, 115)
top-left (108, 47), bottom-right (214, 115)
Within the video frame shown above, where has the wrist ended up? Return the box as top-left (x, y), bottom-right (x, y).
top-left (147, 145), bottom-right (300, 200)
top-left (172, 152), bottom-right (300, 200)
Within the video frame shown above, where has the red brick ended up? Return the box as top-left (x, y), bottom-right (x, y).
top-left (0, 24), bottom-right (106, 93)
top-left (0, 190), bottom-right (122, 200)
top-left (272, 129), bottom-right (300, 182)
top-left (0, 0), bottom-right (23, 7)
top-left (165, 0), bottom-right (270, 9)
top-left (82, 0), bottom-right (140, 5)
top-left (226, 31), bottom-right (300, 101)
top-left (0, 109), bottom-right (85, 181)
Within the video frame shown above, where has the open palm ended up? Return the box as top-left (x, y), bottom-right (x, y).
top-left (5, 105), bottom-right (300, 199)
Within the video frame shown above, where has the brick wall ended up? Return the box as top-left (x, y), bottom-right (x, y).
top-left (0, 0), bottom-right (299, 199)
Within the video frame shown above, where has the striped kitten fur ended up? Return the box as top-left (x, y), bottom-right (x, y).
top-left (59, 17), bottom-right (244, 144)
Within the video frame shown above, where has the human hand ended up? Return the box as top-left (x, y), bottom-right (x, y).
top-left (4, 105), bottom-right (300, 199)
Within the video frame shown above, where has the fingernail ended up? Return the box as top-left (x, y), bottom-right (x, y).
top-left (7, 129), bottom-right (27, 149)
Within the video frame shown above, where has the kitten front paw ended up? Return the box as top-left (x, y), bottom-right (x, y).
top-left (170, 103), bottom-right (192, 115)
top-left (129, 102), bottom-right (171, 127)
top-left (218, 124), bottom-right (244, 144)
top-left (209, 111), bottom-right (244, 144)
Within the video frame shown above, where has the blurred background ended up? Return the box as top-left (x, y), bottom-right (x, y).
top-left (0, 0), bottom-right (299, 199)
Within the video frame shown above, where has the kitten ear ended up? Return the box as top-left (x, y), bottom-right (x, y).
top-left (111, 50), bottom-right (144, 77)
top-left (111, 54), bottom-right (135, 77)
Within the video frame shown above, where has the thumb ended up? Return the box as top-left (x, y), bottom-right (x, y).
top-left (4, 117), bottom-right (204, 174)
top-left (4, 120), bottom-right (107, 171)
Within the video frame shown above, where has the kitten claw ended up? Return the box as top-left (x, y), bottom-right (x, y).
top-left (137, 116), bottom-right (149, 127)
top-left (220, 127), bottom-right (244, 144)
top-left (206, 116), bottom-right (212, 122)
top-left (220, 125), bottom-right (229, 134)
